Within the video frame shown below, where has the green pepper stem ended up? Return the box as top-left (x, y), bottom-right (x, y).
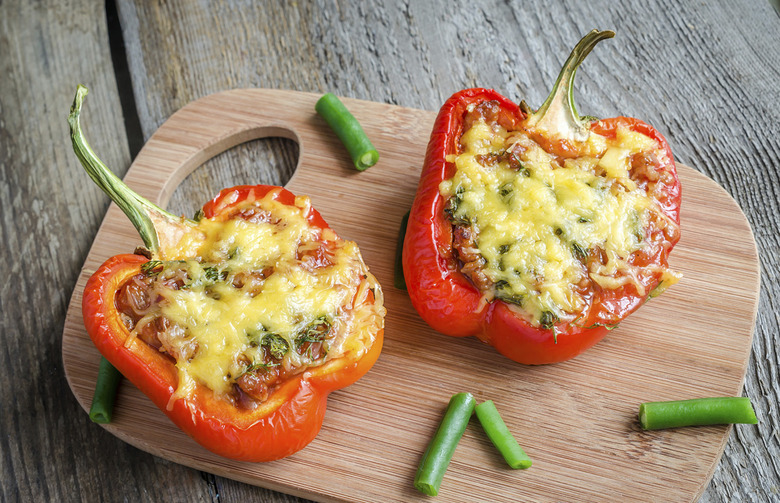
top-left (68, 85), bottom-right (192, 253)
top-left (526, 29), bottom-right (615, 142)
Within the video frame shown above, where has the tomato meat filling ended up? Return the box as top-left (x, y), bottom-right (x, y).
top-left (113, 190), bottom-right (384, 410)
top-left (440, 100), bottom-right (681, 330)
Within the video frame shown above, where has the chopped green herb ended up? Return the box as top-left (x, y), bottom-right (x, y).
top-left (184, 264), bottom-right (227, 289)
top-left (203, 266), bottom-right (222, 283)
top-left (244, 361), bottom-right (280, 374)
top-left (498, 151), bottom-right (529, 176)
top-left (571, 242), bottom-right (588, 260)
top-left (570, 315), bottom-right (620, 331)
top-left (443, 198), bottom-right (461, 223)
top-left (444, 187), bottom-right (469, 225)
top-left (296, 316), bottom-right (332, 358)
top-left (648, 281), bottom-right (668, 299)
top-left (498, 182), bottom-right (514, 203)
top-left (247, 330), bottom-right (290, 360)
top-left (589, 322), bottom-right (619, 330)
top-left (495, 280), bottom-right (524, 306)
top-left (539, 310), bottom-right (559, 330)
top-left (141, 260), bottom-right (163, 276)
top-left (262, 333), bottom-right (290, 360)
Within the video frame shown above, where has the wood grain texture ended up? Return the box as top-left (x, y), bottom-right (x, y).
top-left (2, 0), bottom-right (778, 501)
top-left (0, 1), bottom-right (207, 502)
top-left (112, 2), bottom-right (780, 500)
top-left (62, 89), bottom-right (759, 503)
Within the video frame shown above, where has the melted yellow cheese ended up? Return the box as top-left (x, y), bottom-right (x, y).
top-left (440, 117), bottom-right (678, 326)
top-left (130, 189), bottom-right (385, 404)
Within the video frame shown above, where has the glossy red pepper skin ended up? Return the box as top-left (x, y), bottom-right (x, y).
top-left (83, 185), bottom-right (383, 461)
top-left (402, 88), bottom-right (681, 364)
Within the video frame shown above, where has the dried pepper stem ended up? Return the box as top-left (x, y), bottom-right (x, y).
top-left (69, 85), bottom-right (193, 424)
top-left (68, 85), bottom-right (193, 254)
top-left (526, 29), bottom-right (615, 142)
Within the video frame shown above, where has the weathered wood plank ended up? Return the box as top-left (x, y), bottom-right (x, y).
top-left (2, 0), bottom-right (778, 501)
top-left (0, 0), bottom-right (220, 501)
top-left (113, 1), bottom-right (780, 501)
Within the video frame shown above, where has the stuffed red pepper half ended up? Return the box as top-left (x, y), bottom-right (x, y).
top-left (403, 30), bottom-right (681, 364)
top-left (69, 86), bottom-right (385, 462)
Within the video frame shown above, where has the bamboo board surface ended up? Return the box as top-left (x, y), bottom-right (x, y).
top-left (62, 89), bottom-right (760, 503)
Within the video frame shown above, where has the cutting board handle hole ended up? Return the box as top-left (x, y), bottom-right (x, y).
top-left (164, 136), bottom-right (299, 218)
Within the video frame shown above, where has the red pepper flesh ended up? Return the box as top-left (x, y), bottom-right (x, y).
top-left (403, 32), bottom-right (681, 364)
top-left (70, 86), bottom-right (385, 461)
top-left (83, 185), bottom-right (384, 462)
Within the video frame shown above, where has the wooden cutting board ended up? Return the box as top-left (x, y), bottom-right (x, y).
top-left (62, 89), bottom-right (760, 503)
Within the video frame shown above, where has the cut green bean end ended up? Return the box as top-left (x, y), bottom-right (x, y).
top-left (413, 481), bottom-right (438, 497)
top-left (356, 149), bottom-right (379, 171)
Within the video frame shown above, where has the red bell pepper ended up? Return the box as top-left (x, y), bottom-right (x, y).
top-left (70, 86), bottom-right (384, 462)
top-left (403, 30), bottom-right (681, 364)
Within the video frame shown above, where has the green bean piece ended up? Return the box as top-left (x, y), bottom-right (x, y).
top-left (89, 357), bottom-right (122, 423)
top-left (474, 400), bottom-right (532, 469)
top-left (315, 93), bottom-right (379, 171)
top-left (394, 211), bottom-right (410, 290)
top-left (414, 392), bottom-right (476, 496)
top-left (639, 397), bottom-right (758, 430)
